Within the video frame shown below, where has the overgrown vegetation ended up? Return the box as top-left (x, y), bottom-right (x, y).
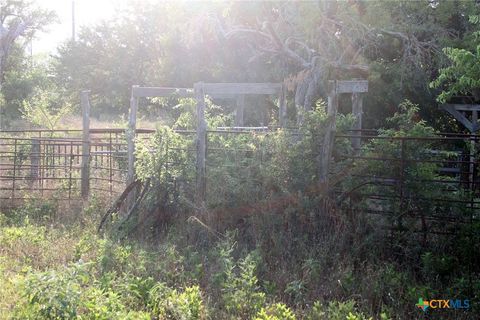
top-left (2, 1), bottom-right (480, 319)
top-left (2, 105), bottom-right (478, 319)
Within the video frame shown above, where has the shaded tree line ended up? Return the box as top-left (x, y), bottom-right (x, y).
top-left (2, 0), bottom-right (480, 130)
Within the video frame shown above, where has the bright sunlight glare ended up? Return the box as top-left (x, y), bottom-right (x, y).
top-left (34, 0), bottom-right (129, 53)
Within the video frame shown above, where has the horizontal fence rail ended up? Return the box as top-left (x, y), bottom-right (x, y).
top-left (0, 129), bottom-right (134, 206)
top-left (334, 130), bottom-right (480, 239)
top-left (1, 127), bottom-right (479, 241)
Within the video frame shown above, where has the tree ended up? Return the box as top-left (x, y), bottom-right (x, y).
top-left (52, 0), bottom-right (480, 130)
top-left (0, 0), bottom-right (56, 128)
top-left (430, 15), bottom-right (480, 103)
top-left (0, 0), bottom-right (56, 84)
top-left (207, 0), bottom-right (479, 127)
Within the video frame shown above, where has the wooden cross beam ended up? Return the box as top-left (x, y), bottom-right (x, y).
top-left (198, 82), bottom-right (287, 127)
top-left (131, 86), bottom-right (194, 98)
top-left (335, 80), bottom-right (368, 94)
top-left (201, 83), bottom-right (282, 96)
top-left (441, 104), bottom-right (480, 132)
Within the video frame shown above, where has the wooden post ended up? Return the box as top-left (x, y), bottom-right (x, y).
top-left (80, 90), bottom-right (91, 199)
top-left (127, 85), bottom-right (139, 186)
top-left (235, 95), bottom-right (245, 127)
top-left (195, 82), bottom-right (207, 208)
top-left (279, 84), bottom-right (287, 127)
top-left (30, 139), bottom-right (40, 184)
top-left (351, 92), bottom-right (363, 151)
top-left (30, 139), bottom-right (40, 178)
top-left (320, 80), bottom-right (338, 184)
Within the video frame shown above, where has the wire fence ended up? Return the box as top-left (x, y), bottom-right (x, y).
top-left (334, 131), bottom-right (480, 239)
top-left (1, 128), bottom-right (480, 240)
top-left (0, 129), bottom-right (134, 207)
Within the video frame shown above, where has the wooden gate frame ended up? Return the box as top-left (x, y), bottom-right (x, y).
top-left (193, 82), bottom-right (286, 207)
top-left (320, 80), bottom-right (368, 185)
top-left (331, 80), bottom-right (368, 151)
top-left (126, 83), bottom-right (286, 206)
top-left (126, 86), bottom-right (194, 185)
top-left (126, 81), bottom-right (366, 208)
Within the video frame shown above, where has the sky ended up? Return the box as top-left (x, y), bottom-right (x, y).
top-left (34, 0), bottom-right (129, 53)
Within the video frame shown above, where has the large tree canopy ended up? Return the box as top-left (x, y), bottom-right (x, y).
top-left (50, 0), bottom-right (480, 129)
top-left (0, 0), bottom-right (477, 130)
top-left (0, 0), bottom-right (56, 127)
top-left (0, 0), bottom-right (56, 83)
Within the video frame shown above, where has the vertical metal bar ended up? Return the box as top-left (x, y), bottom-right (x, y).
top-left (40, 140), bottom-right (44, 196)
top-left (68, 141), bottom-right (73, 201)
top-left (109, 132), bottom-right (113, 196)
top-left (64, 144), bottom-right (68, 177)
top-left (52, 142), bottom-right (56, 178)
top-left (469, 135), bottom-right (476, 297)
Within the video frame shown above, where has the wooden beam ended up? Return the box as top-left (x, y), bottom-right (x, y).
top-left (441, 105), bottom-right (474, 132)
top-left (336, 80), bottom-right (368, 94)
top-left (127, 86), bottom-right (139, 185)
top-left (195, 82), bottom-right (207, 208)
top-left (327, 81), bottom-right (337, 115)
top-left (202, 83), bottom-right (282, 96)
top-left (320, 81), bottom-right (338, 184)
top-left (131, 86), bottom-right (194, 98)
top-left (80, 90), bottom-right (91, 199)
top-left (235, 95), bottom-right (245, 126)
top-left (351, 92), bottom-right (363, 151)
top-left (207, 93), bottom-right (240, 99)
top-left (279, 84), bottom-right (287, 127)
top-left (216, 126), bottom-right (268, 131)
top-left (443, 103), bottom-right (480, 111)
top-left (29, 139), bottom-right (40, 183)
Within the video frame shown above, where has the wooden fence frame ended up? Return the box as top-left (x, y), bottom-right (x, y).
top-left (125, 81), bottom-right (366, 209)
top-left (194, 82), bottom-right (286, 207)
top-left (320, 80), bottom-right (368, 185)
top-left (126, 86), bottom-right (194, 187)
top-left (125, 83), bottom-right (286, 207)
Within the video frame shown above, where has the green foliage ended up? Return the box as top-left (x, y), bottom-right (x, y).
top-left (430, 45), bottom-right (480, 103)
top-left (133, 105), bottom-right (353, 218)
top-left (9, 197), bottom-right (58, 224)
top-left (430, 14), bottom-right (480, 103)
top-left (22, 87), bottom-right (72, 130)
top-left (79, 287), bottom-right (150, 320)
top-left (221, 252), bottom-right (266, 318)
top-left (284, 280), bottom-right (306, 306)
top-left (15, 262), bottom-right (91, 319)
top-left (347, 101), bottom-right (463, 233)
top-left (148, 283), bottom-right (206, 320)
top-left (255, 303), bottom-right (296, 320)
top-left (212, 235), bottom-right (266, 318)
top-left (1, 0), bottom-right (57, 126)
top-left (306, 300), bottom-right (381, 320)
top-left (325, 300), bottom-right (371, 320)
